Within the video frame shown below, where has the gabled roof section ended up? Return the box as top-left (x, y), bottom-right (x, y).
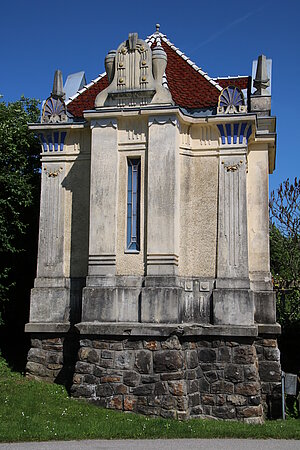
top-left (66, 30), bottom-right (250, 118)
top-left (213, 76), bottom-right (250, 91)
top-left (146, 31), bottom-right (223, 109)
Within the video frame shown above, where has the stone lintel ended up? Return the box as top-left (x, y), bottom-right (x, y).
top-left (75, 322), bottom-right (258, 337)
top-left (25, 322), bottom-right (70, 333)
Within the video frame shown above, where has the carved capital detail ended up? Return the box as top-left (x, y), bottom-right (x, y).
top-left (91, 119), bottom-right (117, 129)
top-left (148, 115), bottom-right (178, 127)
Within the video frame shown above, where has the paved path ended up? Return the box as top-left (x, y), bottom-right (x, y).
top-left (0, 439), bottom-right (299, 450)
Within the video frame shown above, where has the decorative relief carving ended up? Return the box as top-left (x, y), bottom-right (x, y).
top-left (222, 160), bottom-right (243, 172)
top-left (91, 119), bottom-right (117, 129)
top-left (43, 166), bottom-right (63, 178)
top-left (95, 32), bottom-right (173, 108)
top-left (148, 115), bottom-right (178, 127)
top-left (217, 86), bottom-right (247, 115)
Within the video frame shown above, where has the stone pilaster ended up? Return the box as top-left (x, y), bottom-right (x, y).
top-left (142, 115), bottom-right (181, 323)
top-left (247, 143), bottom-right (276, 324)
top-left (213, 153), bottom-right (253, 325)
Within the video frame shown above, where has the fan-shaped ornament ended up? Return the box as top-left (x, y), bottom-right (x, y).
top-left (42, 97), bottom-right (67, 123)
top-left (217, 86), bottom-right (247, 114)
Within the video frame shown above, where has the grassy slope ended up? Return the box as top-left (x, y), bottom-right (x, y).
top-left (0, 356), bottom-right (299, 442)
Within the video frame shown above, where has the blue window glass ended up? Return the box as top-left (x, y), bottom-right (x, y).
top-left (127, 159), bottom-right (141, 251)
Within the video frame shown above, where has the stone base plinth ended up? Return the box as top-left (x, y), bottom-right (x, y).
top-left (25, 332), bottom-right (78, 389)
top-left (70, 334), bottom-right (281, 421)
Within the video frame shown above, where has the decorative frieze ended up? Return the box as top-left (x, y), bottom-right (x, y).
top-left (217, 122), bottom-right (252, 145)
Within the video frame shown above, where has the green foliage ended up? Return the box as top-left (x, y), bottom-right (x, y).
top-left (0, 371), bottom-right (299, 442)
top-left (0, 96), bottom-right (40, 325)
top-left (270, 178), bottom-right (300, 329)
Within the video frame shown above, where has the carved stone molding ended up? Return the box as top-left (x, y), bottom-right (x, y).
top-left (148, 115), bottom-right (178, 127)
top-left (91, 119), bottom-right (117, 129)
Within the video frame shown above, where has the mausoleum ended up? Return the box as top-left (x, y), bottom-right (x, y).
top-left (26, 26), bottom-right (281, 421)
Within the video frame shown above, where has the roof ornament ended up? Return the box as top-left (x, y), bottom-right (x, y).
top-left (41, 70), bottom-right (68, 123)
top-left (95, 32), bottom-right (173, 108)
top-left (217, 85), bottom-right (247, 115)
top-left (253, 54), bottom-right (270, 96)
top-left (155, 23), bottom-right (160, 33)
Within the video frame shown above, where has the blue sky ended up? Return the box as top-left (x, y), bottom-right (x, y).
top-left (1, 0), bottom-right (299, 192)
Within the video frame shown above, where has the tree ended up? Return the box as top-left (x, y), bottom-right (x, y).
top-left (269, 178), bottom-right (300, 328)
top-left (0, 96), bottom-right (41, 326)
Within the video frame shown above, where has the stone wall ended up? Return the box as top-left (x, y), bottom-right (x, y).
top-left (68, 334), bottom-right (280, 422)
top-left (26, 333), bottom-right (78, 389)
top-left (26, 333), bottom-right (281, 421)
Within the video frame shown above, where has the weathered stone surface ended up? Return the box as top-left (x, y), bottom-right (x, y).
top-left (227, 394), bottom-right (247, 406)
top-left (115, 384), bottom-right (128, 394)
top-left (123, 370), bottom-right (140, 386)
top-left (71, 384), bottom-right (95, 398)
top-left (96, 384), bottom-right (114, 397)
top-left (160, 371), bottom-right (183, 381)
top-left (202, 394), bottom-right (215, 405)
top-left (244, 365), bottom-right (258, 381)
top-left (259, 361), bottom-right (281, 382)
top-left (187, 379), bottom-right (199, 394)
top-left (211, 380), bottom-right (233, 394)
top-left (115, 351), bottom-right (135, 369)
top-left (218, 346), bottom-right (231, 362)
top-left (262, 339), bottom-right (277, 347)
top-left (212, 406), bottom-right (236, 419)
top-left (154, 381), bottom-right (168, 395)
top-left (161, 336), bottom-right (181, 350)
top-left (132, 384), bottom-right (154, 395)
top-left (233, 346), bottom-right (256, 364)
top-left (264, 347), bottom-right (280, 361)
top-left (188, 393), bottom-right (200, 407)
top-left (237, 405), bottom-right (263, 418)
top-left (235, 382), bottom-right (260, 396)
top-left (75, 361), bottom-right (94, 374)
top-left (124, 395), bottom-right (137, 411)
top-left (198, 348), bottom-right (217, 363)
top-left (153, 351), bottom-right (183, 372)
top-left (198, 377), bottom-right (210, 393)
top-left (135, 350), bottom-right (152, 374)
top-left (205, 370), bottom-right (218, 383)
top-left (168, 381), bottom-right (186, 396)
top-left (101, 350), bottom-right (114, 359)
top-left (143, 340), bottom-right (160, 351)
top-left (93, 341), bottom-right (109, 349)
top-left (224, 364), bottom-right (244, 383)
top-left (141, 374), bottom-right (159, 383)
top-left (107, 396), bottom-right (123, 410)
top-left (186, 350), bottom-right (198, 369)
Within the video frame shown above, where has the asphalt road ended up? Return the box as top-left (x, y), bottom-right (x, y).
top-left (0, 440), bottom-right (299, 450)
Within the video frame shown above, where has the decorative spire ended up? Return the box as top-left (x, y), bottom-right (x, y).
top-left (51, 69), bottom-right (65, 98)
top-left (155, 23), bottom-right (160, 33)
top-left (253, 55), bottom-right (270, 96)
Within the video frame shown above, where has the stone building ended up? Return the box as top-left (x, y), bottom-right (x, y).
top-left (26, 26), bottom-right (281, 421)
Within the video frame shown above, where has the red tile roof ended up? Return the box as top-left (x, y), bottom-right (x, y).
top-left (67, 33), bottom-right (250, 118)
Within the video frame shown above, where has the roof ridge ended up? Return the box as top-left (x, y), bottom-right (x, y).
top-left (65, 71), bottom-right (106, 105)
top-left (146, 32), bottom-right (223, 92)
top-left (213, 75), bottom-right (248, 80)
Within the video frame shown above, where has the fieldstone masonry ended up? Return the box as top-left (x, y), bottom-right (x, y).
top-left (26, 28), bottom-right (281, 421)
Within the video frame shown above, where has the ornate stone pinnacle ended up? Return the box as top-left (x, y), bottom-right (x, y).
top-left (52, 69), bottom-right (64, 98)
top-left (156, 23), bottom-right (160, 33)
top-left (254, 54), bottom-right (270, 96)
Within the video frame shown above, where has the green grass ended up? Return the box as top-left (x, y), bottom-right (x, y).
top-left (0, 355), bottom-right (299, 442)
